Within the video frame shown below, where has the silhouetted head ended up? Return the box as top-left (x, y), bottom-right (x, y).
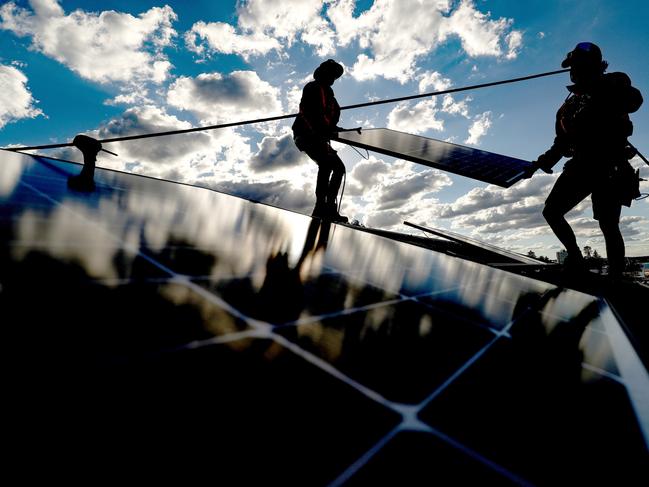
top-left (313, 59), bottom-right (343, 86)
top-left (561, 42), bottom-right (608, 86)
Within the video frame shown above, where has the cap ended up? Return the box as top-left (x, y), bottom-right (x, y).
top-left (314, 59), bottom-right (344, 81)
top-left (561, 42), bottom-right (602, 68)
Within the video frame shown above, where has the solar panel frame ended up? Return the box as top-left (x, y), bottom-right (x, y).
top-left (333, 128), bottom-right (533, 188)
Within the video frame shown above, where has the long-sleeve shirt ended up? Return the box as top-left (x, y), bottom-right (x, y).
top-left (540, 72), bottom-right (643, 172)
top-left (292, 80), bottom-right (341, 140)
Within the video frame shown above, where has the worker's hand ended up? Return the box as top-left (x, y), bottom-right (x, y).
top-left (522, 157), bottom-right (553, 179)
top-left (522, 163), bottom-right (538, 179)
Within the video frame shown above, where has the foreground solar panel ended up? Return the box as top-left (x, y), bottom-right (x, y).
top-left (333, 128), bottom-right (533, 187)
top-left (1, 150), bottom-right (648, 484)
top-left (405, 221), bottom-right (548, 266)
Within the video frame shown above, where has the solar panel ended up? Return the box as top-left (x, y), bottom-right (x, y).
top-left (2, 149), bottom-right (648, 484)
top-left (333, 128), bottom-right (533, 187)
top-left (404, 221), bottom-right (548, 265)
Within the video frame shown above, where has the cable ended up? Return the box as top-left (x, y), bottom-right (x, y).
top-left (3, 69), bottom-right (570, 153)
top-left (349, 145), bottom-right (369, 160)
top-left (338, 170), bottom-right (346, 216)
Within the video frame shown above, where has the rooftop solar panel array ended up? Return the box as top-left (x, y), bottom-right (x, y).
top-left (1, 150), bottom-right (647, 484)
top-left (333, 128), bottom-right (533, 187)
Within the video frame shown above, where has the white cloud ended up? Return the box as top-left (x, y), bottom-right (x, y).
top-left (167, 71), bottom-right (282, 124)
top-left (441, 94), bottom-right (470, 118)
top-left (505, 30), bottom-right (523, 59)
top-left (436, 175), bottom-right (556, 219)
top-left (186, 0), bottom-right (336, 59)
top-left (104, 92), bottom-right (152, 107)
top-left (333, 0), bottom-right (522, 83)
top-left (465, 111), bottom-right (492, 145)
top-left (442, 0), bottom-right (514, 57)
top-left (249, 133), bottom-right (308, 173)
top-left (418, 71), bottom-right (452, 93)
top-left (345, 158), bottom-right (452, 227)
top-left (48, 105), bottom-right (251, 186)
top-left (0, 64), bottom-right (43, 128)
top-left (185, 21), bottom-right (280, 60)
top-left (387, 99), bottom-right (444, 134)
top-left (0, 0), bottom-right (176, 84)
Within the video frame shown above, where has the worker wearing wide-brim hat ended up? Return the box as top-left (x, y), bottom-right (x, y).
top-left (292, 59), bottom-right (349, 223)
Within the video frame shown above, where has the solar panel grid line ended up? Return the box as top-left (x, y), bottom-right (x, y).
top-left (420, 426), bottom-right (538, 487)
top-left (581, 363), bottom-right (624, 384)
top-left (17, 180), bottom-right (266, 332)
top-left (327, 427), bottom-right (401, 487)
top-left (19, 181), bottom-right (176, 276)
top-left (272, 296), bottom-right (408, 329)
top-left (271, 332), bottom-right (397, 410)
top-left (599, 304), bottom-right (649, 443)
top-left (170, 328), bottom-right (269, 353)
top-left (416, 334), bottom-right (502, 409)
top-left (413, 285), bottom-right (568, 409)
top-left (331, 421), bottom-right (535, 487)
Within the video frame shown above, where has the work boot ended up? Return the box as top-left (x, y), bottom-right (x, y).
top-left (327, 202), bottom-right (348, 223)
top-left (563, 254), bottom-right (586, 275)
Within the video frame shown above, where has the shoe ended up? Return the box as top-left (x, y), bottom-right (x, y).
top-left (563, 254), bottom-right (586, 275)
top-left (329, 211), bottom-right (348, 224)
top-left (326, 202), bottom-right (348, 223)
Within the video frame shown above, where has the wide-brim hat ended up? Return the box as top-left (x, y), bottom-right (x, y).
top-left (561, 42), bottom-right (602, 68)
top-left (314, 59), bottom-right (344, 80)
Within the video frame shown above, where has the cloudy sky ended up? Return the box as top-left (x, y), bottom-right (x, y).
top-left (1, 0), bottom-right (648, 258)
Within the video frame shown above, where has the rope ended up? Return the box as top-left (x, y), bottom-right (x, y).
top-left (3, 69), bottom-right (569, 153)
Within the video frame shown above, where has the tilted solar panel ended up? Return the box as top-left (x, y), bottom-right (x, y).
top-left (404, 221), bottom-right (547, 265)
top-left (333, 128), bottom-right (533, 187)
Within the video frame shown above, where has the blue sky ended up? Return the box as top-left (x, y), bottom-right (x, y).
top-left (1, 0), bottom-right (648, 257)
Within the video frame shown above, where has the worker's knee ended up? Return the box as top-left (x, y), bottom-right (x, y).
top-left (330, 155), bottom-right (345, 174)
top-left (542, 205), bottom-right (557, 223)
top-left (598, 217), bottom-right (620, 234)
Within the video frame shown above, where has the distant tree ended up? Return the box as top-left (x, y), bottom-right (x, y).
top-left (538, 255), bottom-right (551, 263)
top-left (527, 250), bottom-right (537, 259)
top-left (592, 249), bottom-right (600, 259)
top-left (583, 246), bottom-right (592, 258)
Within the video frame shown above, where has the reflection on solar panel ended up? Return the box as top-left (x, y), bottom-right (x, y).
top-left (333, 128), bottom-right (533, 187)
top-left (404, 221), bottom-right (547, 266)
top-left (1, 150), bottom-right (648, 484)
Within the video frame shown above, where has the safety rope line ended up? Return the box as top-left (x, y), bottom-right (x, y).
top-left (2, 69), bottom-right (569, 153)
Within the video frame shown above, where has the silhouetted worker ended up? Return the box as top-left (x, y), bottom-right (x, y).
top-left (293, 59), bottom-right (349, 223)
top-left (525, 42), bottom-right (643, 277)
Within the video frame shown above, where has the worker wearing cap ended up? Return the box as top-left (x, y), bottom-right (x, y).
top-left (526, 42), bottom-right (643, 277)
top-left (293, 59), bottom-right (348, 223)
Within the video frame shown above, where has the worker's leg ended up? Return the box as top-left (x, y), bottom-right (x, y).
top-left (326, 152), bottom-right (345, 205)
top-left (593, 190), bottom-right (625, 276)
top-left (542, 168), bottom-right (591, 264)
top-left (305, 145), bottom-right (333, 216)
